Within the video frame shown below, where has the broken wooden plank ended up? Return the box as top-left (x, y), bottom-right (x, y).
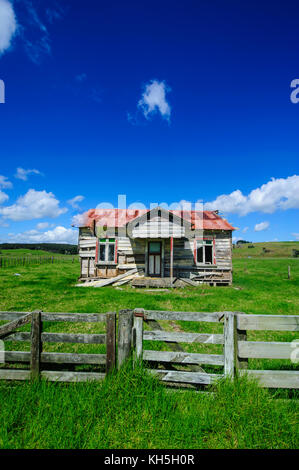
top-left (112, 273), bottom-right (137, 286)
top-left (76, 269), bottom-right (138, 288)
top-left (94, 269), bottom-right (138, 288)
top-left (178, 278), bottom-right (199, 287)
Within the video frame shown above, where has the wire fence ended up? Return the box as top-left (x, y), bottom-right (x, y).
top-left (0, 255), bottom-right (79, 268)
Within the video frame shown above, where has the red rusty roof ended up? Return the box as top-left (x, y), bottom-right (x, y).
top-left (74, 208), bottom-right (235, 231)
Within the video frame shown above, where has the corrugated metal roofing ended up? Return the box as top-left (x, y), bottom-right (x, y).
top-left (75, 208), bottom-right (235, 231)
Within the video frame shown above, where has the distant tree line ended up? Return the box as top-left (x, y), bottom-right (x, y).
top-left (0, 243), bottom-right (78, 255)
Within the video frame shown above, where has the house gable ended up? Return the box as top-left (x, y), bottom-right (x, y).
top-left (127, 207), bottom-right (192, 238)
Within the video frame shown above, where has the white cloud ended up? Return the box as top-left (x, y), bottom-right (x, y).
top-left (67, 195), bottom-right (85, 210)
top-left (292, 233), bottom-right (299, 240)
top-left (0, 0), bottom-right (17, 56)
top-left (254, 221), bottom-right (270, 232)
top-left (0, 189), bottom-right (67, 221)
top-left (0, 190), bottom-right (9, 204)
top-left (15, 167), bottom-right (42, 181)
top-left (137, 80), bottom-right (171, 121)
top-left (8, 226), bottom-right (78, 244)
top-left (204, 175), bottom-right (299, 216)
top-left (0, 175), bottom-right (12, 189)
top-left (71, 213), bottom-right (87, 227)
top-left (36, 222), bottom-right (49, 230)
top-left (242, 226), bottom-right (249, 233)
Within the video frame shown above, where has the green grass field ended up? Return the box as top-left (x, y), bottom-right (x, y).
top-left (233, 240), bottom-right (299, 258)
top-left (0, 244), bottom-right (298, 449)
top-left (0, 248), bottom-right (74, 257)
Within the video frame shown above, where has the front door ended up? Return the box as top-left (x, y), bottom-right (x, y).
top-left (148, 241), bottom-right (162, 276)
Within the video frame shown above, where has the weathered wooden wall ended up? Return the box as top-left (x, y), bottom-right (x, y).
top-left (78, 225), bottom-right (233, 284)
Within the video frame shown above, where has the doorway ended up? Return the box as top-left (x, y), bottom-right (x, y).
top-left (148, 241), bottom-right (162, 276)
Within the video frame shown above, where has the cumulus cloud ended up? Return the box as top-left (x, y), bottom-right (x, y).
top-left (254, 221), bottom-right (270, 232)
top-left (36, 222), bottom-right (49, 230)
top-left (71, 212), bottom-right (87, 227)
top-left (15, 167), bottom-right (42, 181)
top-left (0, 175), bottom-right (12, 189)
top-left (8, 226), bottom-right (78, 244)
top-left (137, 80), bottom-right (171, 121)
top-left (292, 233), bottom-right (299, 240)
top-left (0, 191), bottom-right (9, 204)
top-left (67, 195), bottom-right (85, 210)
top-left (0, 189), bottom-right (67, 221)
top-left (204, 175), bottom-right (299, 215)
top-left (0, 0), bottom-right (17, 56)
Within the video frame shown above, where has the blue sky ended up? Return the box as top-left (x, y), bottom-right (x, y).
top-left (0, 0), bottom-right (298, 244)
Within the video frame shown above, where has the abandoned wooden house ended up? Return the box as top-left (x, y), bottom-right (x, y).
top-left (75, 207), bottom-right (235, 287)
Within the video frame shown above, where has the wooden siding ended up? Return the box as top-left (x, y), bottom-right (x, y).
top-left (78, 227), bottom-right (232, 283)
top-left (131, 216), bottom-right (185, 238)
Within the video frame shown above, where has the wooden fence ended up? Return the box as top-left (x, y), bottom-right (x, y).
top-left (132, 309), bottom-right (299, 389)
top-left (0, 309), bottom-right (298, 388)
top-left (0, 256), bottom-right (78, 268)
top-left (0, 310), bottom-right (116, 382)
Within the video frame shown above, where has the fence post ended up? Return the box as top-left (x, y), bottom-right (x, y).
top-left (234, 312), bottom-right (248, 372)
top-left (224, 312), bottom-right (235, 378)
top-left (133, 309), bottom-right (144, 367)
top-left (117, 309), bottom-right (133, 369)
top-left (30, 310), bottom-right (42, 381)
top-left (106, 312), bottom-right (116, 374)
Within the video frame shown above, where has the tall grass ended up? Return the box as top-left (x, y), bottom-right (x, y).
top-left (0, 365), bottom-right (298, 449)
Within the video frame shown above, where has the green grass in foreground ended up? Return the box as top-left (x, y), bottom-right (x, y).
top-left (0, 250), bottom-right (298, 448)
top-left (0, 365), bottom-right (298, 449)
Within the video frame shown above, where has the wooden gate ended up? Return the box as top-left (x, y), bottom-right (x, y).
top-left (0, 310), bottom-right (116, 382)
top-left (132, 308), bottom-right (230, 387)
top-left (132, 309), bottom-right (299, 389)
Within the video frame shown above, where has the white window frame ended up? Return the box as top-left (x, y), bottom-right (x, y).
top-left (195, 237), bottom-right (215, 265)
top-left (97, 238), bottom-right (116, 265)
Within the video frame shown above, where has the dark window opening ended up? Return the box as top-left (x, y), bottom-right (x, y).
top-left (197, 246), bottom-right (203, 263)
top-left (196, 240), bottom-right (214, 265)
top-left (205, 245), bottom-right (213, 264)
